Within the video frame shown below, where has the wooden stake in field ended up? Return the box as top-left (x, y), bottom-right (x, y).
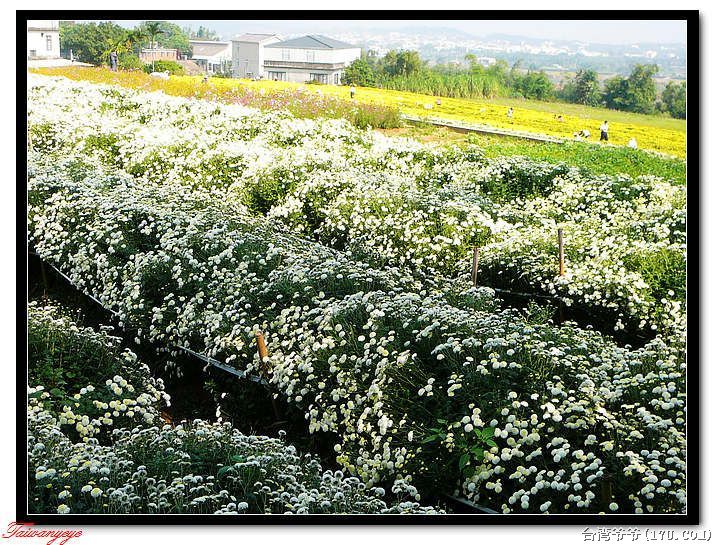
top-left (255, 330), bottom-right (281, 420)
top-left (256, 330), bottom-right (269, 374)
top-left (558, 228), bottom-right (565, 276)
top-left (471, 246), bottom-right (480, 287)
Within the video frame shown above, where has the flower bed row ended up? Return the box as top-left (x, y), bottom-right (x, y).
top-left (30, 66), bottom-right (402, 129)
top-left (28, 302), bottom-right (439, 515)
top-left (27, 75), bottom-right (686, 340)
top-left (30, 66), bottom-right (687, 158)
top-left (29, 157), bottom-right (686, 514)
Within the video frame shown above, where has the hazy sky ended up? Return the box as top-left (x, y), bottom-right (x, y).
top-left (103, 19), bottom-right (688, 45)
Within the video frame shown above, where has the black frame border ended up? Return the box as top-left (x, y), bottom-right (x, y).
top-left (17, 8), bottom-right (700, 526)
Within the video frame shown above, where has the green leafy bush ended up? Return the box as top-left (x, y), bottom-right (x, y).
top-left (143, 60), bottom-right (185, 75)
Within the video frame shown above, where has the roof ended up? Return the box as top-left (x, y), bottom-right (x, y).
top-left (234, 33), bottom-right (280, 43)
top-left (190, 41), bottom-right (231, 57)
top-left (265, 34), bottom-right (357, 50)
top-left (27, 20), bottom-right (59, 31)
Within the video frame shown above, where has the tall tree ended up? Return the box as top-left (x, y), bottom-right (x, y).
top-left (573, 69), bottom-right (602, 106)
top-left (59, 21), bottom-right (128, 65)
top-left (661, 81), bottom-right (687, 119)
top-left (603, 64), bottom-right (659, 114)
top-left (625, 64), bottom-right (659, 114)
top-left (143, 21), bottom-right (164, 50)
top-left (602, 75), bottom-right (630, 111)
top-left (512, 70), bottom-right (555, 100)
top-left (138, 21), bottom-right (192, 57)
top-left (344, 58), bottom-right (376, 87)
top-left (395, 50), bottom-right (422, 77)
top-left (127, 29), bottom-right (148, 54)
top-left (380, 50), bottom-right (422, 77)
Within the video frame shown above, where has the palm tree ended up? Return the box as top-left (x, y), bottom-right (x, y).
top-left (127, 29), bottom-right (148, 52)
top-left (144, 21), bottom-right (165, 71)
top-left (104, 29), bottom-right (148, 70)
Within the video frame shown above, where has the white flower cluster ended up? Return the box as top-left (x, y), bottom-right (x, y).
top-left (28, 304), bottom-right (441, 515)
top-left (28, 302), bottom-right (168, 442)
top-left (29, 157), bottom-right (686, 514)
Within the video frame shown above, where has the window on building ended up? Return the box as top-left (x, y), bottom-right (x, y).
top-left (46, 35), bottom-right (52, 51)
top-left (310, 73), bottom-right (328, 84)
top-left (334, 72), bottom-right (340, 84)
top-left (268, 71), bottom-right (286, 81)
top-left (306, 50), bottom-right (315, 62)
top-left (282, 49), bottom-right (290, 61)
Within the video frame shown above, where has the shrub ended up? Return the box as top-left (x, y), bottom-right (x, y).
top-left (143, 60), bottom-right (185, 75)
top-left (118, 54), bottom-right (143, 71)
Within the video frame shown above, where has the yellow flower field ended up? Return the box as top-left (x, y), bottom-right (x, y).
top-left (30, 66), bottom-right (686, 158)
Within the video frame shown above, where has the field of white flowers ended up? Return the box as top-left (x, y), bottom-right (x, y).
top-left (29, 303), bottom-right (437, 515)
top-left (27, 74), bottom-right (687, 515)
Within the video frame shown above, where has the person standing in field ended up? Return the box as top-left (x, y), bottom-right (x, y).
top-left (350, 86), bottom-right (356, 99)
top-left (600, 120), bottom-right (609, 141)
top-left (109, 51), bottom-right (118, 72)
top-left (507, 107), bottom-right (514, 121)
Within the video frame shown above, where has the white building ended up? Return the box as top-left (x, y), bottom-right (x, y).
top-left (477, 56), bottom-right (497, 67)
top-left (190, 40), bottom-right (232, 74)
top-left (27, 20), bottom-right (60, 60)
top-left (232, 34), bottom-right (281, 79)
top-left (263, 35), bottom-right (361, 84)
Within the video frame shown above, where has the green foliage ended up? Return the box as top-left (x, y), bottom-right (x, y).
top-left (626, 64), bottom-right (659, 114)
top-left (573, 69), bottom-right (602, 106)
top-left (604, 64), bottom-right (659, 114)
top-left (80, 133), bottom-right (122, 164)
top-left (241, 167), bottom-right (298, 214)
top-left (661, 81), bottom-right (687, 119)
top-left (118, 53), bottom-right (143, 71)
top-left (380, 50), bottom-right (422, 77)
top-left (350, 102), bottom-right (402, 129)
top-left (210, 72), bottom-right (233, 79)
top-left (510, 70), bottom-right (555, 100)
top-left (465, 133), bottom-right (686, 184)
top-left (359, 52), bottom-right (554, 101)
top-left (603, 75), bottom-right (629, 111)
top-left (624, 247), bottom-right (686, 302)
top-left (29, 305), bottom-right (117, 399)
top-left (28, 303), bottom-right (164, 421)
top-left (59, 21), bottom-right (129, 65)
top-left (423, 419), bottom-right (497, 479)
top-left (344, 58), bottom-right (377, 87)
top-left (184, 25), bottom-right (219, 40)
top-left (377, 69), bottom-right (504, 99)
top-left (557, 78), bottom-right (578, 103)
top-left (137, 21), bottom-right (192, 56)
top-left (142, 60), bottom-right (185, 75)
top-left (477, 157), bottom-right (569, 200)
